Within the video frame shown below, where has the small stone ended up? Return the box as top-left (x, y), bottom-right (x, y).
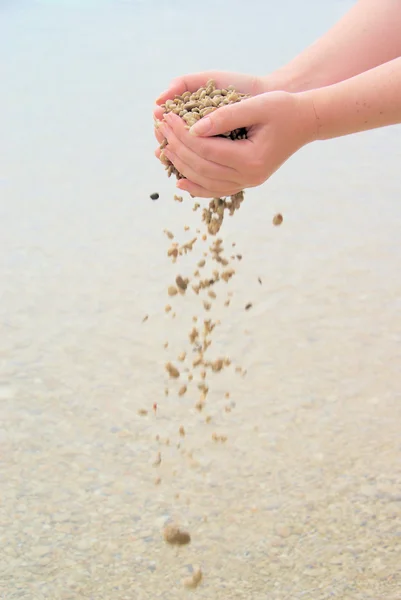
top-left (165, 305), bottom-right (172, 313)
top-left (178, 385), bottom-right (187, 397)
top-left (176, 275), bottom-right (187, 291)
top-left (165, 362), bottom-right (180, 378)
top-left (179, 426), bottom-right (185, 436)
top-left (168, 286), bottom-right (178, 296)
top-left (245, 303), bottom-right (252, 310)
top-left (150, 192), bottom-right (159, 200)
top-left (163, 524), bottom-right (191, 546)
top-left (272, 213), bottom-right (283, 226)
top-left (183, 567), bottom-right (203, 589)
top-left (174, 194), bottom-right (183, 203)
top-left (137, 409), bottom-right (148, 416)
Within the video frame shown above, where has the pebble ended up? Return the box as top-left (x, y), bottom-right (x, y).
top-left (150, 192), bottom-right (159, 200)
top-left (182, 567), bottom-right (203, 589)
top-left (163, 524), bottom-right (191, 545)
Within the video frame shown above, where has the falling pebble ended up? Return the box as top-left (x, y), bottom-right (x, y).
top-left (137, 409), bottom-right (148, 416)
top-left (153, 403), bottom-right (158, 413)
top-left (174, 194), bottom-right (183, 203)
top-left (178, 385), bottom-right (187, 396)
top-left (165, 305), bottom-right (172, 313)
top-left (150, 192), bottom-right (159, 200)
top-left (163, 524), bottom-right (191, 545)
top-left (142, 315), bottom-right (148, 322)
top-left (179, 425), bottom-right (185, 436)
top-left (165, 362), bottom-right (180, 378)
top-left (176, 275), bottom-right (187, 291)
top-left (258, 277), bottom-right (262, 284)
top-left (245, 303), bottom-right (252, 310)
top-left (273, 213), bottom-right (283, 226)
top-left (153, 452), bottom-right (162, 466)
top-left (168, 286), bottom-right (178, 296)
top-left (182, 567), bottom-right (203, 589)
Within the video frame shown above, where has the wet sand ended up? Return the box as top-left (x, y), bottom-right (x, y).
top-left (1, 1), bottom-right (400, 598)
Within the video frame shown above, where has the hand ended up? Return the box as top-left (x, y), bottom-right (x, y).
top-left (153, 71), bottom-right (268, 146)
top-left (155, 90), bottom-right (317, 198)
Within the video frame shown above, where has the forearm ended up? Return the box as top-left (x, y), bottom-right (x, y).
top-left (302, 56), bottom-right (401, 141)
top-left (268, 0), bottom-right (401, 93)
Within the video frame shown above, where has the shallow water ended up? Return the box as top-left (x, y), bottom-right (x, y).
top-left (1, 1), bottom-right (401, 598)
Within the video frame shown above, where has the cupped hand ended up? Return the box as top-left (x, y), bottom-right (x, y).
top-left (153, 71), bottom-right (268, 146)
top-left (155, 90), bottom-right (318, 198)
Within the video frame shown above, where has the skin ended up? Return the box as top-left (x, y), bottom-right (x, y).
top-left (153, 0), bottom-right (401, 198)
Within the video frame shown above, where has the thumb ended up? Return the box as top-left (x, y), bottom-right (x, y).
top-left (189, 96), bottom-right (265, 137)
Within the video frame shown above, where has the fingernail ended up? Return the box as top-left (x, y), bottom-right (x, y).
top-left (190, 117), bottom-right (212, 136)
top-left (156, 90), bottom-right (168, 103)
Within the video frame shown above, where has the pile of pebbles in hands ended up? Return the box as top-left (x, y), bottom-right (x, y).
top-left (157, 79), bottom-right (249, 235)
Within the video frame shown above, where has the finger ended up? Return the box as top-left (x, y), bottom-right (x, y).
top-left (164, 112), bottom-right (253, 170)
top-left (162, 146), bottom-right (237, 195)
top-left (153, 105), bottom-right (165, 122)
top-left (189, 96), bottom-right (266, 137)
top-left (158, 122), bottom-right (242, 185)
top-left (154, 127), bottom-right (165, 145)
top-left (177, 178), bottom-right (243, 199)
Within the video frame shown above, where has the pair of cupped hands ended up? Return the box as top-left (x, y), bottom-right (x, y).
top-left (153, 71), bottom-right (318, 199)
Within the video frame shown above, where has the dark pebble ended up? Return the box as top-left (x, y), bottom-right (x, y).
top-left (245, 303), bottom-right (252, 310)
top-left (150, 193), bottom-right (159, 200)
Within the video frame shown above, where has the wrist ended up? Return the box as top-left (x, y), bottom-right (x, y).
top-left (262, 68), bottom-right (314, 94)
top-left (294, 91), bottom-right (320, 145)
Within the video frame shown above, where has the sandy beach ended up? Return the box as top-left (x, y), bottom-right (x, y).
top-left (1, 1), bottom-right (400, 598)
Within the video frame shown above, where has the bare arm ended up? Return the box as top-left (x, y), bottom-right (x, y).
top-left (269, 0), bottom-right (401, 92)
top-left (302, 56), bottom-right (401, 140)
